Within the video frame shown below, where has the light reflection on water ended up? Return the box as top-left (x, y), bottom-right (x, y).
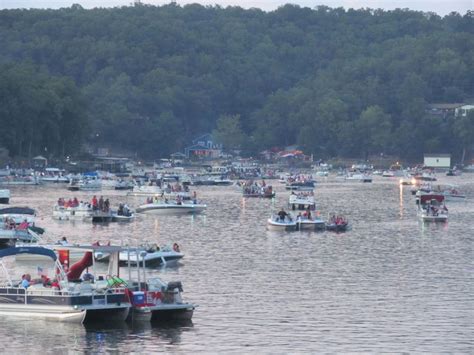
top-left (0, 175), bottom-right (473, 352)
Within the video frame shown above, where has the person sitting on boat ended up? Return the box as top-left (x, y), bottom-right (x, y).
top-left (51, 278), bottom-right (60, 290)
top-left (118, 203), bottom-right (124, 216)
top-left (18, 219), bottom-right (29, 230)
top-left (306, 209), bottom-right (312, 220)
top-left (82, 273), bottom-right (94, 283)
top-left (60, 236), bottom-right (68, 245)
top-left (57, 197), bottom-right (65, 206)
top-left (72, 197), bottom-right (79, 207)
top-left (176, 195), bottom-right (182, 205)
top-left (7, 217), bottom-right (15, 230)
top-left (173, 243), bottom-right (180, 252)
top-left (21, 274), bottom-right (31, 288)
top-left (123, 204), bottom-right (131, 216)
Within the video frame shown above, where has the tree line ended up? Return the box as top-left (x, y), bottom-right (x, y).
top-left (0, 4), bottom-right (472, 161)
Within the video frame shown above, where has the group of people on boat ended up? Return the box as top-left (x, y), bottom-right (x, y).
top-left (243, 181), bottom-right (273, 196)
top-left (424, 204), bottom-right (448, 216)
top-left (117, 203), bottom-right (132, 216)
top-left (57, 197), bottom-right (80, 208)
top-left (91, 195), bottom-right (110, 212)
top-left (20, 273), bottom-right (59, 290)
top-left (328, 214), bottom-right (347, 226)
top-left (2, 217), bottom-right (29, 230)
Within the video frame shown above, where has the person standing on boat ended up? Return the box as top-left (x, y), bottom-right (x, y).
top-left (91, 195), bottom-right (98, 211)
top-left (98, 196), bottom-right (104, 211)
top-left (278, 209), bottom-right (288, 221)
top-left (104, 198), bottom-right (110, 212)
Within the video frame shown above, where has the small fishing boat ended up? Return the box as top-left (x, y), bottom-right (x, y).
top-left (325, 214), bottom-right (349, 232)
top-left (267, 214), bottom-right (297, 231)
top-left (0, 189), bottom-right (10, 204)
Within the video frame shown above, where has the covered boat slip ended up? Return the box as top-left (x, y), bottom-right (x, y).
top-left (0, 246), bottom-right (131, 323)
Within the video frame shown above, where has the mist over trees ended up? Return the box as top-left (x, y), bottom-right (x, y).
top-left (0, 4), bottom-right (472, 161)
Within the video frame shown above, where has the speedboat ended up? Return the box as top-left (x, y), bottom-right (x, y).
top-left (345, 173), bottom-right (372, 183)
top-left (267, 215), bottom-right (297, 231)
top-left (136, 201), bottom-right (206, 215)
top-left (0, 245), bottom-right (131, 323)
top-left (96, 244), bottom-right (183, 266)
top-left (112, 212), bottom-right (135, 222)
top-left (419, 207), bottom-right (448, 222)
top-left (68, 178), bottom-right (102, 191)
top-left (126, 263), bottom-right (195, 322)
top-left (0, 189), bottom-right (10, 204)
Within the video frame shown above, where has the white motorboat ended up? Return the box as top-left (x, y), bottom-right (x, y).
top-left (136, 201), bottom-right (206, 215)
top-left (0, 189), bottom-right (10, 204)
top-left (0, 245), bottom-right (132, 323)
top-left (267, 215), bottom-right (297, 231)
top-left (112, 212), bottom-right (135, 222)
top-left (96, 244), bottom-right (183, 266)
top-left (345, 173), bottom-right (372, 182)
top-left (420, 206), bottom-right (448, 222)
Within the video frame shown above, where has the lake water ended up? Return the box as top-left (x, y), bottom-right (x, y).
top-left (1, 174), bottom-right (473, 352)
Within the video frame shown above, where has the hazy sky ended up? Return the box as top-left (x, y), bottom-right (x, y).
top-left (0, 0), bottom-right (471, 15)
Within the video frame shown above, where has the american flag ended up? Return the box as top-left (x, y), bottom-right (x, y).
top-left (37, 266), bottom-right (47, 276)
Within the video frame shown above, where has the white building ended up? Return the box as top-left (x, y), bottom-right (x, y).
top-left (424, 154), bottom-right (451, 169)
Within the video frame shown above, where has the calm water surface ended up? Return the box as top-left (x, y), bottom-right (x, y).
top-left (1, 175), bottom-right (473, 352)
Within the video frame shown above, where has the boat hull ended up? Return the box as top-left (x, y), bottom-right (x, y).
top-left (0, 304), bottom-right (86, 323)
top-left (267, 219), bottom-right (297, 231)
top-left (149, 303), bottom-right (195, 321)
top-left (136, 204), bottom-right (206, 215)
top-left (296, 220), bottom-right (326, 230)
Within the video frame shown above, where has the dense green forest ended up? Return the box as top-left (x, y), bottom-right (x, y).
top-left (0, 4), bottom-right (473, 161)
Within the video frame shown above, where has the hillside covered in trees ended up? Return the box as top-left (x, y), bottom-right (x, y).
top-left (0, 4), bottom-right (473, 161)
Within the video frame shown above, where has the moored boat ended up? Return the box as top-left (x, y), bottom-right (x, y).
top-left (267, 214), bottom-right (297, 231)
top-left (136, 201), bottom-right (206, 215)
top-left (0, 245), bottom-right (132, 323)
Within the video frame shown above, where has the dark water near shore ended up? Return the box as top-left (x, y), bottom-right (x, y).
top-left (1, 174), bottom-right (473, 352)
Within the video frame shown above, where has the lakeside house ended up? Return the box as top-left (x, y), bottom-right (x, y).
top-left (184, 133), bottom-right (222, 159)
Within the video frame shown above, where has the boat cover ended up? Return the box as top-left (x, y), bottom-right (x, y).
top-left (0, 246), bottom-right (57, 260)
